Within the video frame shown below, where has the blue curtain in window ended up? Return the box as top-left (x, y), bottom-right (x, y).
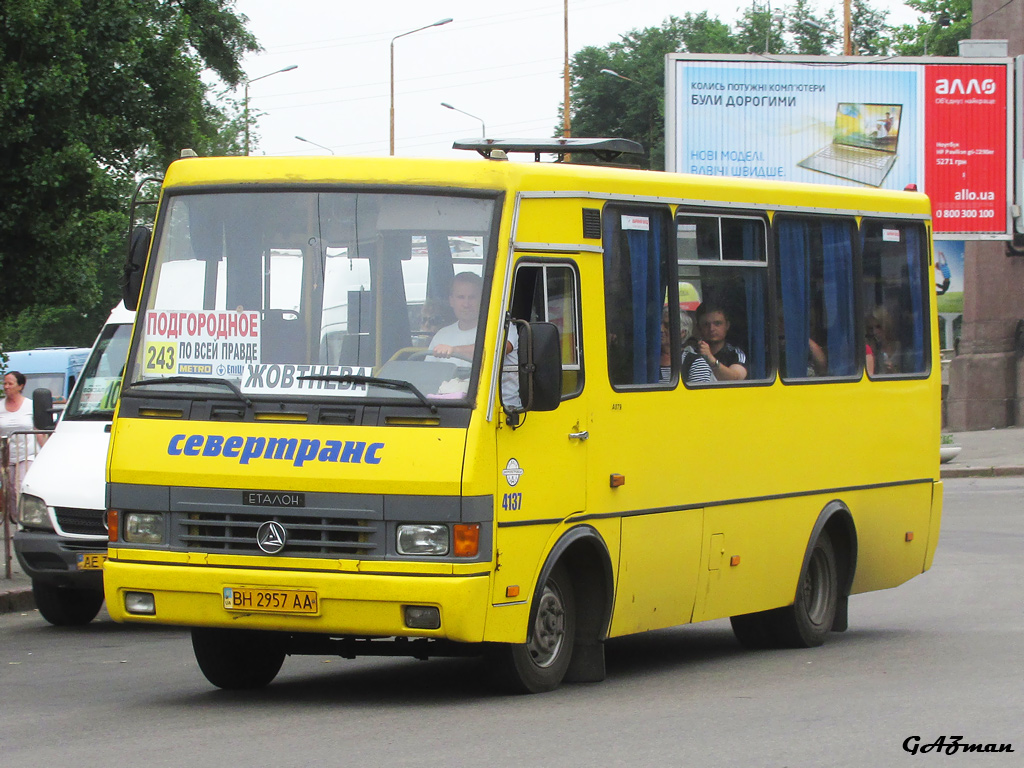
top-left (822, 222), bottom-right (855, 375)
top-left (626, 223), bottom-right (663, 383)
top-left (905, 226), bottom-right (925, 371)
top-left (741, 223), bottom-right (766, 379)
top-left (777, 220), bottom-right (809, 378)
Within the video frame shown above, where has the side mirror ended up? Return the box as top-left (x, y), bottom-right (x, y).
top-left (32, 388), bottom-right (55, 431)
top-left (123, 225), bottom-right (151, 311)
top-left (515, 320), bottom-right (562, 413)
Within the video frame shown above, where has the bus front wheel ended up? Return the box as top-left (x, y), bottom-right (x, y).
top-left (490, 563), bottom-right (576, 694)
top-left (191, 628), bottom-right (286, 689)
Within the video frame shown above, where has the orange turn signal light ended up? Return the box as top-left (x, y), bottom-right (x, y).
top-left (730, 555), bottom-right (741, 567)
top-left (453, 524), bottom-right (480, 557)
top-left (610, 473), bottom-right (625, 488)
top-left (506, 585), bottom-right (520, 598)
top-left (107, 510), bottom-right (119, 543)
top-left (905, 531), bottom-right (914, 542)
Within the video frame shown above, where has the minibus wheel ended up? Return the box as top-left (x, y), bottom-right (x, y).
top-left (781, 531), bottom-right (839, 647)
top-left (730, 531), bottom-right (839, 649)
top-left (32, 582), bottom-right (104, 626)
top-left (191, 628), bottom-right (286, 689)
top-left (490, 563), bottom-right (576, 694)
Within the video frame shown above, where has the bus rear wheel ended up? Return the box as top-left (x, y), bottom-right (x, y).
top-left (730, 531), bottom-right (839, 649)
top-left (191, 628), bottom-right (286, 689)
top-left (32, 581), bottom-right (104, 626)
top-left (490, 563), bottom-right (576, 694)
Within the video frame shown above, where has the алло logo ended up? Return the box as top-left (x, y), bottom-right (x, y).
top-left (256, 520), bottom-right (287, 554)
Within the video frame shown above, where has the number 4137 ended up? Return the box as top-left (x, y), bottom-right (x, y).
top-left (501, 492), bottom-right (523, 511)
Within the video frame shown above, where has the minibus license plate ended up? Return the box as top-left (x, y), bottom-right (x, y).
top-left (76, 553), bottom-right (107, 570)
top-left (223, 587), bottom-right (318, 614)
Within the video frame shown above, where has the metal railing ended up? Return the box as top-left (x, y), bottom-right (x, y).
top-left (1, 431), bottom-right (50, 579)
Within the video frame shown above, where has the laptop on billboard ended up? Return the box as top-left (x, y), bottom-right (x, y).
top-left (797, 102), bottom-right (902, 187)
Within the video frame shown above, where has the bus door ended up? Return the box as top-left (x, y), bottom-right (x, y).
top-left (492, 261), bottom-right (587, 601)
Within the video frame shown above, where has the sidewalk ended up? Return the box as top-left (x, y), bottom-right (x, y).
top-left (940, 425), bottom-right (1024, 478)
top-left (2, 426), bottom-right (1022, 614)
top-left (0, 542), bottom-right (34, 615)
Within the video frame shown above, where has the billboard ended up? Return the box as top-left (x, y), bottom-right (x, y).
top-left (665, 55), bottom-right (1013, 239)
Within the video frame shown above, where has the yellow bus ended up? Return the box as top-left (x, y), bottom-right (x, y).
top-left (103, 140), bottom-right (942, 692)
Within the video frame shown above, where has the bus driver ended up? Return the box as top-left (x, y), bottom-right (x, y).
top-left (426, 271), bottom-right (520, 407)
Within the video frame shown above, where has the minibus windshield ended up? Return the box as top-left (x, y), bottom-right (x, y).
top-left (127, 190), bottom-right (496, 405)
top-left (64, 322), bottom-right (133, 420)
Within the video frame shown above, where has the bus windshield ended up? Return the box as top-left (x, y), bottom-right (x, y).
top-left (64, 322), bottom-right (133, 421)
top-left (127, 191), bottom-right (496, 405)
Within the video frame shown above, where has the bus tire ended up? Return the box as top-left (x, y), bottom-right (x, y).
top-left (191, 628), bottom-right (286, 690)
top-left (490, 563), bottom-right (576, 694)
top-left (32, 581), bottom-right (104, 626)
top-left (775, 531), bottom-right (839, 648)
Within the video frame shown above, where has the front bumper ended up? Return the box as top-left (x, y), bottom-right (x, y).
top-left (14, 530), bottom-right (106, 589)
top-left (103, 553), bottom-right (492, 642)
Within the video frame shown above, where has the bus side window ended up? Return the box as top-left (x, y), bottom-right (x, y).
top-left (604, 206), bottom-right (672, 387)
top-left (676, 212), bottom-right (769, 383)
top-left (861, 221), bottom-right (930, 377)
top-left (775, 216), bottom-right (858, 379)
top-left (508, 262), bottom-right (583, 400)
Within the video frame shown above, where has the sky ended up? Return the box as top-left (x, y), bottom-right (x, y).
top-left (232, 0), bottom-right (921, 159)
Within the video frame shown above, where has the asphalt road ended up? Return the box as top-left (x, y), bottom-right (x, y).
top-left (1, 477), bottom-right (1020, 767)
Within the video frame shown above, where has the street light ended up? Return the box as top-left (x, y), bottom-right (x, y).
top-left (244, 65), bottom-right (298, 156)
top-left (600, 68), bottom-right (638, 84)
top-left (923, 13), bottom-right (952, 56)
top-left (440, 102), bottom-right (485, 138)
top-left (295, 136), bottom-right (335, 155)
top-left (390, 18), bottom-right (453, 155)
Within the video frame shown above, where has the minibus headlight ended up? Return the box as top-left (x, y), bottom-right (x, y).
top-left (123, 512), bottom-right (164, 545)
top-left (396, 524), bottom-right (449, 556)
top-left (18, 494), bottom-right (53, 530)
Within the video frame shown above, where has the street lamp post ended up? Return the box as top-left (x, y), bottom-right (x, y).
top-left (295, 136), bottom-right (335, 155)
top-left (440, 102), bottom-right (485, 138)
top-left (390, 18), bottom-right (453, 156)
top-left (600, 68), bottom-right (637, 84)
top-left (244, 65), bottom-right (298, 156)
top-left (923, 13), bottom-right (952, 56)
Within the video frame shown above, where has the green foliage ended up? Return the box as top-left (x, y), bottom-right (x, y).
top-left (892, 0), bottom-right (972, 56)
top-left (0, 0), bottom-right (258, 349)
top-left (564, 1), bottom-right (970, 169)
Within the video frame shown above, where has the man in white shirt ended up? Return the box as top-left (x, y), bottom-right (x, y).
top-left (426, 272), bottom-right (520, 407)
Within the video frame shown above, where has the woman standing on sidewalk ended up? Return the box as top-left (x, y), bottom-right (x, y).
top-left (1, 371), bottom-right (41, 517)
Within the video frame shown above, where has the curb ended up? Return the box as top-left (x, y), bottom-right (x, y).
top-left (0, 588), bottom-right (35, 614)
top-left (941, 466), bottom-right (1024, 478)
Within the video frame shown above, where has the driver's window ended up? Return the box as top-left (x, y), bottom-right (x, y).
top-left (507, 262), bottom-right (583, 402)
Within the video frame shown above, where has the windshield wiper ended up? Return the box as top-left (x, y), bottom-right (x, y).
top-left (298, 374), bottom-right (437, 413)
top-left (127, 376), bottom-right (253, 408)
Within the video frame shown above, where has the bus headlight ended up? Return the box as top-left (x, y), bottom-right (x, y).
top-left (18, 494), bottom-right (53, 531)
top-left (123, 512), bottom-right (164, 545)
top-left (396, 524), bottom-right (449, 556)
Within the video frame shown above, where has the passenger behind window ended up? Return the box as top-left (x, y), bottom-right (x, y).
top-left (659, 310), bottom-right (714, 385)
top-left (695, 305), bottom-right (747, 381)
top-left (867, 306), bottom-right (902, 374)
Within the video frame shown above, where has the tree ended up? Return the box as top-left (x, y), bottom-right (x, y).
top-left (786, 0), bottom-right (841, 55)
top-left (892, 0), bottom-right (972, 56)
top-left (734, 2), bottom-right (789, 55)
top-left (566, 14), bottom-right (738, 170)
top-left (0, 0), bottom-right (258, 349)
top-left (850, 0), bottom-right (893, 55)
top-left (563, 1), bottom-right (960, 171)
